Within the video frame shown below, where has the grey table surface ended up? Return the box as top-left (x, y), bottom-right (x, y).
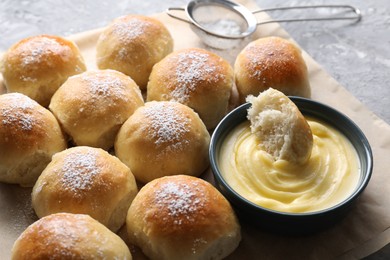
top-left (0, 0), bottom-right (389, 258)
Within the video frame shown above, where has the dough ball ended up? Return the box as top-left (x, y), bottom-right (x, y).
top-left (32, 146), bottom-right (138, 232)
top-left (0, 34), bottom-right (86, 107)
top-left (147, 47), bottom-right (235, 129)
top-left (49, 69), bottom-right (144, 150)
top-left (96, 15), bottom-right (173, 90)
top-left (126, 175), bottom-right (241, 260)
top-left (115, 101), bottom-right (210, 183)
top-left (0, 93), bottom-right (67, 187)
top-left (11, 213), bottom-right (132, 260)
top-left (247, 88), bottom-right (313, 164)
top-left (235, 36), bottom-right (311, 103)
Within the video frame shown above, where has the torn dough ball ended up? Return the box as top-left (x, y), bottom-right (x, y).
top-left (246, 88), bottom-right (313, 164)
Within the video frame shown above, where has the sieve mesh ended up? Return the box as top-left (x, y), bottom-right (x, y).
top-left (190, 3), bottom-right (248, 37)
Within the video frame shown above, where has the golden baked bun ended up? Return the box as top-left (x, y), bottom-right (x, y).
top-left (235, 36), bottom-right (311, 103)
top-left (49, 69), bottom-right (144, 150)
top-left (0, 35), bottom-right (86, 107)
top-left (126, 175), bottom-right (241, 260)
top-left (11, 213), bottom-right (132, 260)
top-left (115, 101), bottom-right (210, 183)
top-left (247, 88), bottom-right (313, 164)
top-left (96, 15), bottom-right (173, 90)
top-left (0, 93), bottom-right (67, 187)
top-left (32, 146), bottom-right (138, 232)
top-left (147, 48), bottom-right (235, 129)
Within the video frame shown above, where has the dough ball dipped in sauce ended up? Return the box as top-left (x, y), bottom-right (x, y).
top-left (246, 87), bottom-right (313, 164)
top-left (218, 88), bottom-right (360, 213)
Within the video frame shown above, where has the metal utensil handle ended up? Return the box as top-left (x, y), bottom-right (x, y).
top-left (166, 7), bottom-right (191, 23)
top-left (253, 5), bottom-right (361, 25)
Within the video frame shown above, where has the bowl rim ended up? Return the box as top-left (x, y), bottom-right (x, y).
top-left (209, 96), bottom-right (373, 217)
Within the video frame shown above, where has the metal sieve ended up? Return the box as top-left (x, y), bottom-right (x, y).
top-left (167, 0), bottom-right (361, 49)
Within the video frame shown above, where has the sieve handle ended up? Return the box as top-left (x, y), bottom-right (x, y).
top-left (252, 5), bottom-right (362, 25)
top-left (166, 7), bottom-right (191, 24)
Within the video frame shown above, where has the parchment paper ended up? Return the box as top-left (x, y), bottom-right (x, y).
top-left (1, 0), bottom-right (390, 259)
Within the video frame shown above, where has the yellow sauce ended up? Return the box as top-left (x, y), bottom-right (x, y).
top-left (218, 118), bottom-right (360, 213)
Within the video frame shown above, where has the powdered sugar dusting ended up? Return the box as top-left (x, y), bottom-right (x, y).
top-left (112, 17), bottom-right (147, 43)
top-left (28, 214), bottom-right (106, 258)
top-left (60, 150), bottom-right (100, 196)
top-left (246, 44), bottom-right (272, 82)
top-left (111, 17), bottom-right (151, 61)
top-left (192, 237), bottom-right (208, 254)
top-left (20, 75), bottom-right (38, 82)
top-left (201, 19), bottom-right (242, 36)
top-left (171, 50), bottom-right (219, 103)
top-left (154, 180), bottom-right (204, 225)
top-left (19, 37), bottom-right (65, 68)
top-left (143, 102), bottom-right (190, 151)
top-left (117, 47), bottom-right (128, 61)
top-left (80, 72), bottom-right (129, 102)
top-left (0, 94), bottom-right (38, 131)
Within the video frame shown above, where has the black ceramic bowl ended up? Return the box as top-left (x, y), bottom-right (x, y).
top-left (209, 97), bottom-right (373, 234)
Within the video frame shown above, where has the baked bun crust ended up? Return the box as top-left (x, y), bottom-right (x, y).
top-left (247, 88), bottom-right (313, 164)
top-left (0, 35), bottom-right (86, 107)
top-left (49, 69), bottom-right (144, 150)
top-left (96, 15), bottom-right (173, 90)
top-left (146, 48), bottom-right (235, 129)
top-left (235, 36), bottom-right (311, 103)
top-left (126, 175), bottom-right (241, 260)
top-left (32, 146), bottom-right (138, 232)
top-left (11, 213), bottom-right (132, 260)
top-left (115, 101), bottom-right (210, 183)
top-left (0, 93), bottom-right (67, 187)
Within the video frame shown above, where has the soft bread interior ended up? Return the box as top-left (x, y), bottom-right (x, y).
top-left (246, 88), bottom-right (313, 164)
